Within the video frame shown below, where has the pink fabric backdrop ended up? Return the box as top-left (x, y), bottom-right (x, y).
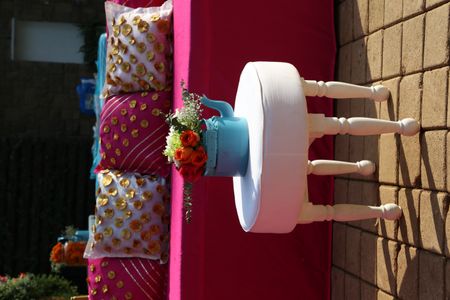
top-left (170, 0), bottom-right (336, 299)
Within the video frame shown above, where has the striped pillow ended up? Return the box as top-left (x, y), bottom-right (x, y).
top-left (87, 257), bottom-right (167, 299)
top-left (98, 91), bottom-right (171, 176)
top-left (107, 0), bottom-right (166, 8)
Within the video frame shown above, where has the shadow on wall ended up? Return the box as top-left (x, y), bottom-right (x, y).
top-left (333, 0), bottom-right (450, 298)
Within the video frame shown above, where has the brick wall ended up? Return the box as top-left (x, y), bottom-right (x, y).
top-left (0, 0), bottom-right (105, 138)
top-left (0, 0), bottom-right (105, 275)
top-left (334, 0), bottom-right (449, 299)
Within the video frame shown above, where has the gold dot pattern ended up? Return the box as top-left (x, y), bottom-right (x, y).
top-left (98, 92), bottom-right (171, 176)
top-left (85, 171), bottom-right (170, 262)
top-left (104, 1), bottom-right (173, 96)
top-left (86, 257), bottom-right (168, 299)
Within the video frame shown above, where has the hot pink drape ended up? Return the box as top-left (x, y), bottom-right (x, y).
top-left (170, 1), bottom-right (335, 299)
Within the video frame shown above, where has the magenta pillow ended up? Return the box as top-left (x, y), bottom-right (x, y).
top-left (98, 91), bottom-right (171, 176)
top-left (87, 257), bottom-right (167, 299)
top-left (107, 0), bottom-right (167, 8)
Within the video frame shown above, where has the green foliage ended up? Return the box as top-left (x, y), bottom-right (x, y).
top-left (0, 273), bottom-right (77, 300)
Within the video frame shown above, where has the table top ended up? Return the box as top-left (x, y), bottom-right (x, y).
top-left (233, 62), bottom-right (310, 233)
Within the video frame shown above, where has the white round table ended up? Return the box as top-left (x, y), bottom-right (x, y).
top-left (233, 62), bottom-right (309, 233)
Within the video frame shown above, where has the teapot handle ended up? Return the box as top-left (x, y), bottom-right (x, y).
top-left (200, 96), bottom-right (234, 118)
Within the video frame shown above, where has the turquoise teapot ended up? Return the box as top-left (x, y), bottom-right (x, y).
top-left (200, 97), bottom-right (249, 177)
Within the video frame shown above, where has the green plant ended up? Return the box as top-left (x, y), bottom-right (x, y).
top-left (0, 273), bottom-right (77, 300)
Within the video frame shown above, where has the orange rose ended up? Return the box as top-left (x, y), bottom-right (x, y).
top-left (174, 147), bottom-right (193, 163)
top-left (180, 130), bottom-right (200, 147)
top-left (191, 146), bottom-right (208, 167)
top-left (64, 242), bottom-right (87, 265)
top-left (50, 242), bottom-right (64, 263)
top-left (179, 163), bottom-right (204, 182)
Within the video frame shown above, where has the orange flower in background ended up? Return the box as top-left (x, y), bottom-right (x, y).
top-left (64, 241), bottom-right (87, 266)
top-left (50, 242), bottom-right (64, 263)
top-left (174, 147), bottom-right (193, 163)
top-left (180, 130), bottom-right (200, 147)
top-left (191, 146), bottom-right (208, 167)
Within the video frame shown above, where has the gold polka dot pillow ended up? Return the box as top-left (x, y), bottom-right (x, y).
top-left (84, 171), bottom-right (170, 262)
top-left (98, 91), bottom-right (170, 177)
top-left (103, 0), bottom-right (173, 97)
top-left (87, 257), bottom-right (167, 299)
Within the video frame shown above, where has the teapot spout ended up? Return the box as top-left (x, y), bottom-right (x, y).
top-left (201, 96), bottom-right (234, 117)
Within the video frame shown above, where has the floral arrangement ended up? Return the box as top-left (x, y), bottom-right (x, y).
top-left (164, 83), bottom-right (208, 222)
top-left (0, 273), bottom-right (77, 300)
top-left (50, 227), bottom-right (87, 272)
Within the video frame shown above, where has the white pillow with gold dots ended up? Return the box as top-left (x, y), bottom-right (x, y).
top-left (103, 0), bottom-right (173, 97)
top-left (84, 170), bottom-right (170, 263)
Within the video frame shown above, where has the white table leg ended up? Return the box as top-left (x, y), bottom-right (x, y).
top-left (308, 159), bottom-right (375, 176)
top-left (309, 114), bottom-right (420, 137)
top-left (298, 202), bottom-right (402, 223)
top-left (302, 79), bottom-right (389, 102)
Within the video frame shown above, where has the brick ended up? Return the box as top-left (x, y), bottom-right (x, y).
top-left (426, 0), bottom-right (449, 8)
top-left (421, 130), bottom-right (447, 191)
top-left (377, 238), bottom-right (398, 295)
top-left (378, 185), bottom-right (399, 239)
top-left (349, 136), bottom-right (365, 171)
top-left (336, 99), bottom-right (351, 118)
top-left (398, 188), bottom-right (421, 245)
top-left (419, 250), bottom-right (445, 300)
top-left (361, 231), bottom-right (378, 284)
top-left (447, 209), bottom-right (450, 256)
top-left (361, 281), bottom-right (377, 300)
top-left (361, 182), bottom-right (379, 232)
top-left (382, 24), bottom-right (402, 78)
top-left (424, 4), bottom-right (450, 68)
top-left (337, 44), bottom-right (352, 82)
top-left (347, 180), bottom-right (363, 227)
top-left (368, 0), bottom-right (384, 33)
top-left (335, 134), bottom-right (350, 165)
top-left (403, 0), bottom-right (425, 18)
top-left (339, 0), bottom-right (354, 45)
top-left (398, 134), bottom-right (421, 187)
top-left (447, 73), bottom-right (450, 128)
top-left (351, 38), bottom-right (368, 84)
top-left (378, 134), bottom-right (398, 184)
top-left (331, 267), bottom-right (345, 300)
top-left (350, 97), bottom-right (366, 117)
top-left (377, 290), bottom-right (395, 300)
top-left (353, 0), bottom-right (369, 39)
top-left (366, 30), bottom-right (383, 82)
top-left (401, 15), bottom-right (424, 74)
top-left (396, 245), bottom-right (418, 300)
top-left (345, 226), bottom-right (361, 276)
top-left (422, 67), bottom-right (449, 128)
top-left (384, 0), bottom-right (402, 26)
top-left (334, 178), bottom-right (348, 205)
top-left (364, 98), bottom-right (381, 173)
top-left (333, 222), bottom-right (347, 268)
top-left (398, 73), bottom-right (422, 122)
top-left (420, 190), bottom-right (448, 254)
top-left (380, 77), bottom-right (400, 121)
top-left (446, 260), bottom-right (450, 298)
top-left (364, 97), bottom-right (379, 119)
top-left (345, 274), bottom-right (360, 300)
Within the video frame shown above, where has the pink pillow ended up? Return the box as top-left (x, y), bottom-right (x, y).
top-left (87, 257), bottom-right (167, 299)
top-left (98, 91), bottom-right (171, 176)
top-left (103, 0), bottom-right (173, 97)
top-left (107, 0), bottom-right (166, 8)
